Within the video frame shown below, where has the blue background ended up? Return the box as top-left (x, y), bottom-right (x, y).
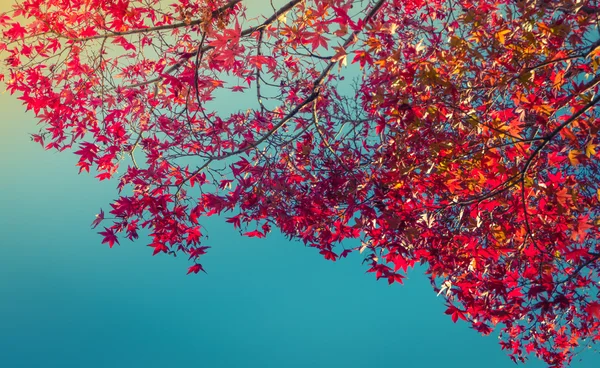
top-left (1, 1), bottom-right (599, 367)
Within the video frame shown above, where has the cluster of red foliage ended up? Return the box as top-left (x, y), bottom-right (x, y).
top-left (2, 0), bottom-right (600, 365)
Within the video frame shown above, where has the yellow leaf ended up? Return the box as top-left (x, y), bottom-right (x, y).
top-left (534, 104), bottom-right (553, 116)
top-left (568, 149), bottom-right (581, 166)
top-left (553, 70), bottom-right (564, 90)
top-left (586, 143), bottom-right (596, 158)
top-left (589, 44), bottom-right (600, 59)
top-left (492, 226), bottom-right (506, 243)
top-left (593, 58), bottom-right (600, 73)
top-left (496, 29), bottom-right (511, 45)
top-left (597, 189), bottom-right (600, 202)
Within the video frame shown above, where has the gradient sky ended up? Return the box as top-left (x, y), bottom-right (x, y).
top-left (1, 1), bottom-right (599, 367)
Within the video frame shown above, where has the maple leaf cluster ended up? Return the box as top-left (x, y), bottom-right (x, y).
top-left (2, 0), bottom-right (600, 365)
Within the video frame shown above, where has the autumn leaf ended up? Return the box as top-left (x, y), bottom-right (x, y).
top-left (243, 230), bottom-right (265, 238)
top-left (495, 29), bottom-right (511, 45)
top-left (90, 209), bottom-right (104, 229)
top-left (150, 242), bottom-right (168, 256)
top-left (586, 302), bottom-right (600, 320)
top-left (568, 149), bottom-right (582, 166)
top-left (319, 249), bottom-right (338, 261)
top-left (187, 263), bottom-right (206, 274)
top-left (99, 227), bottom-right (119, 248)
top-left (586, 143), bottom-right (596, 158)
top-left (331, 45), bottom-right (348, 69)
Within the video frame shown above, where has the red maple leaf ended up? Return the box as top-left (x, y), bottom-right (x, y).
top-left (99, 227), bottom-right (119, 248)
top-left (187, 263), bottom-right (206, 275)
top-left (587, 302), bottom-right (600, 320)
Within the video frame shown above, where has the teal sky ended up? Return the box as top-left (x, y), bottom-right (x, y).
top-left (1, 1), bottom-right (599, 367)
